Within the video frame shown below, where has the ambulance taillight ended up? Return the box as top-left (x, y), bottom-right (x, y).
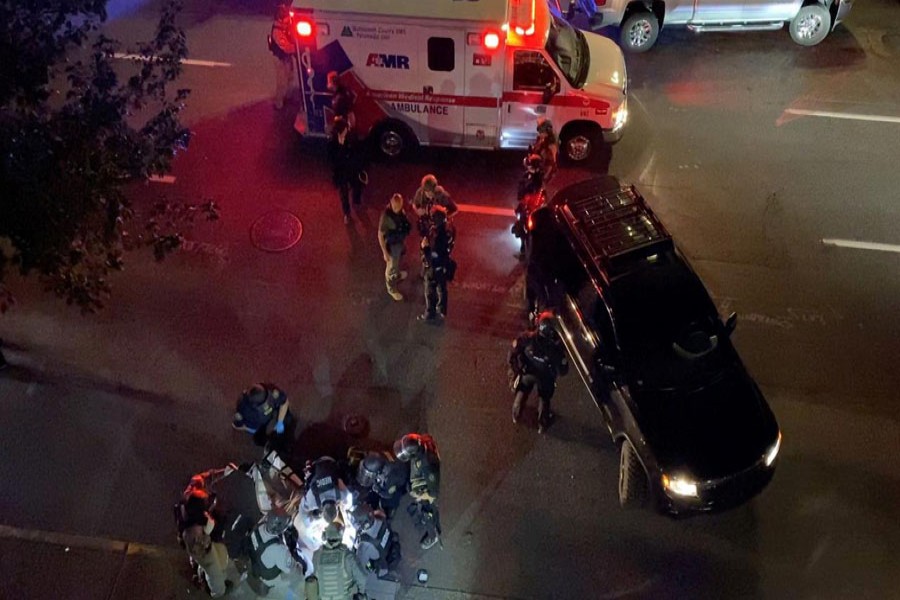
top-left (483, 31), bottom-right (500, 50)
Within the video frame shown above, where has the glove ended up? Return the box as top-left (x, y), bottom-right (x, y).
top-left (275, 420), bottom-right (285, 434)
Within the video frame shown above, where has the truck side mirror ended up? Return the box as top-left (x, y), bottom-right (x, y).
top-left (542, 80), bottom-right (558, 105)
top-left (724, 312), bottom-right (737, 335)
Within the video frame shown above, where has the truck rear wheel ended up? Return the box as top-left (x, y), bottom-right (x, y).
top-left (789, 4), bottom-right (831, 46)
top-left (619, 11), bottom-right (659, 53)
top-left (560, 126), bottom-right (599, 164)
top-left (618, 439), bottom-right (650, 508)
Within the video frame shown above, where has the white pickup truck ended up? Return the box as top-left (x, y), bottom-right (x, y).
top-left (556, 0), bottom-right (853, 52)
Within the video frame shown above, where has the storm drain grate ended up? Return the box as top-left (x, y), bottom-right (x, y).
top-left (250, 210), bottom-right (303, 252)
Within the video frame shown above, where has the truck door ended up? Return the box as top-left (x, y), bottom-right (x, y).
top-left (741, 0), bottom-right (800, 22)
top-left (417, 31), bottom-right (466, 146)
top-left (691, 0), bottom-right (746, 22)
top-left (501, 49), bottom-right (561, 150)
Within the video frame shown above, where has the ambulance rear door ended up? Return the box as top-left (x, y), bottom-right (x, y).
top-left (462, 28), bottom-right (504, 149)
top-left (415, 29), bottom-right (467, 146)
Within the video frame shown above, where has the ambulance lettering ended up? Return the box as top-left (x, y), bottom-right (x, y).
top-left (366, 53), bottom-right (410, 69)
top-left (389, 102), bottom-right (448, 115)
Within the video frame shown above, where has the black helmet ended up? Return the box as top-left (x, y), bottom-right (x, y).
top-left (393, 434), bottom-right (422, 462)
top-left (265, 506), bottom-right (292, 536)
top-left (321, 500), bottom-right (338, 523)
top-left (431, 205), bottom-right (448, 226)
top-left (349, 503), bottom-right (375, 531)
top-left (536, 311), bottom-right (556, 338)
top-left (246, 384), bottom-right (268, 406)
top-left (357, 453), bottom-right (386, 488)
top-left (536, 117), bottom-right (554, 134)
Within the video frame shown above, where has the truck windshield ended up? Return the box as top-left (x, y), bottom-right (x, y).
top-left (545, 15), bottom-right (589, 89)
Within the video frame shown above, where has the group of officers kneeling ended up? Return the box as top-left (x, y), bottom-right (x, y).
top-left (174, 430), bottom-right (442, 599)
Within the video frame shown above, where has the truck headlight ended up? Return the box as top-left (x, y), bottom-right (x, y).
top-left (662, 473), bottom-right (698, 498)
top-left (764, 432), bottom-right (782, 467)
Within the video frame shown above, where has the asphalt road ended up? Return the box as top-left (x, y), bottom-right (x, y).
top-left (1, 1), bottom-right (899, 599)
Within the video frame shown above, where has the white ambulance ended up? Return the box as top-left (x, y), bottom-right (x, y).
top-left (289, 0), bottom-right (628, 163)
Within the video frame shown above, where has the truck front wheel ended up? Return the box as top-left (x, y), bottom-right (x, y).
top-left (618, 439), bottom-right (650, 508)
top-left (789, 4), bottom-right (831, 46)
top-left (619, 11), bottom-right (660, 53)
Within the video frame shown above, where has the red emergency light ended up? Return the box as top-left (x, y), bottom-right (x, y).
top-left (295, 18), bottom-right (314, 38)
top-left (483, 30), bottom-right (500, 50)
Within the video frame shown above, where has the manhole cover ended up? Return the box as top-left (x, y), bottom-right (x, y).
top-left (250, 210), bottom-right (303, 252)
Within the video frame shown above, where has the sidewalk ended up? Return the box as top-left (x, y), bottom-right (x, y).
top-left (0, 525), bottom-right (502, 600)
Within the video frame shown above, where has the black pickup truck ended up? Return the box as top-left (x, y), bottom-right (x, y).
top-left (527, 176), bottom-right (781, 514)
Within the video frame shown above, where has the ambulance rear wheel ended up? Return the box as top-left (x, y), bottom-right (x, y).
top-left (560, 126), bottom-right (599, 164)
top-left (373, 121), bottom-right (416, 160)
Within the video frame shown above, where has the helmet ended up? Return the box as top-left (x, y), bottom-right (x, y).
top-left (321, 500), bottom-right (338, 523)
top-left (523, 153), bottom-right (542, 172)
top-left (536, 311), bottom-right (556, 338)
top-left (349, 504), bottom-right (374, 531)
top-left (393, 434), bottom-right (422, 462)
top-left (265, 507), bottom-right (291, 536)
top-left (431, 205), bottom-right (448, 226)
top-left (536, 117), bottom-right (554, 134)
top-left (420, 174), bottom-right (438, 192)
top-left (357, 453), bottom-right (386, 488)
top-left (323, 522), bottom-right (344, 545)
top-left (246, 384), bottom-right (268, 405)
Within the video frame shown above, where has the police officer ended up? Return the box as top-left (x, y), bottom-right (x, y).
top-left (306, 522), bottom-right (369, 600)
top-left (508, 311), bottom-right (569, 433)
top-left (355, 452), bottom-right (409, 518)
top-left (232, 383), bottom-right (293, 449)
top-left (378, 193), bottom-right (412, 302)
top-left (248, 507), bottom-right (297, 594)
top-left (531, 118), bottom-right (559, 183)
top-left (393, 433), bottom-right (442, 550)
top-left (301, 456), bottom-right (351, 524)
top-left (349, 504), bottom-right (400, 580)
top-left (268, 4), bottom-right (296, 110)
top-left (411, 174), bottom-right (458, 237)
top-left (182, 523), bottom-right (236, 598)
top-left (417, 205), bottom-right (456, 323)
top-left (513, 153), bottom-right (546, 257)
top-left (327, 70), bottom-right (356, 129)
top-left (328, 116), bottom-right (365, 225)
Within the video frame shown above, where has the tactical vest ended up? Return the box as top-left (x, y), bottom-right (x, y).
top-left (360, 519), bottom-right (392, 567)
top-left (311, 460), bottom-right (340, 506)
top-left (315, 546), bottom-right (356, 598)
top-left (249, 529), bottom-right (284, 582)
top-left (410, 450), bottom-right (440, 498)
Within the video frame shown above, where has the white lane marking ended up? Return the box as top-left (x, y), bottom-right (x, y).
top-left (112, 53), bottom-right (233, 68)
top-left (822, 238), bottom-right (900, 254)
top-left (148, 175), bottom-right (176, 184)
top-left (784, 109), bottom-right (900, 124)
top-left (456, 203), bottom-right (515, 218)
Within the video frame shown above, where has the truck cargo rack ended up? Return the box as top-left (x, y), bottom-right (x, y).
top-left (559, 185), bottom-right (673, 281)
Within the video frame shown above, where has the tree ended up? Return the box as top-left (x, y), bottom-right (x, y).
top-left (0, 0), bottom-right (217, 314)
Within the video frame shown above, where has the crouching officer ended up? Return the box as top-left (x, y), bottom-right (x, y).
top-left (509, 311), bottom-right (569, 433)
top-left (306, 522), bottom-right (369, 600)
top-left (354, 451), bottom-right (409, 518)
top-left (394, 433), bottom-right (442, 550)
top-left (417, 205), bottom-right (456, 323)
top-left (248, 507), bottom-right (298, 595)
top-left (349, 504), bottom-right (401, 580)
